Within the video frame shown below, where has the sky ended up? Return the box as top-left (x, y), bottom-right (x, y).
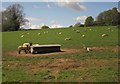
top-left (1, 1), bottom-right (119, 29)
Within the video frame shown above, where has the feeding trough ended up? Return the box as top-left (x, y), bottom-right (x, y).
top-left (30, 44), bottom-right (61, 54)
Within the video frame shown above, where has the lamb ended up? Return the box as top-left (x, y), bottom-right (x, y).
top-left (65, 37), bottom-right (71, 40)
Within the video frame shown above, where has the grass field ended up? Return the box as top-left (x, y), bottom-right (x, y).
top-left (2, 26), bottom-right (119, 82)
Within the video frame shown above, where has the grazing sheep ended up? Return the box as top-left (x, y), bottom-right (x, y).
top-left (22, 43), bottom-right (32, 53)
top-left (38, 33), bottom-right (41, 35)
top-left (27, 33), bottom-right (29, 34)
top-left (18, 45), bottom-right (29, 54)
top-left (81, 34), bottom-right (85, 38)
top-left (65, 37), bottom-right (71, 40)
top-left (59, 32), bottom-right (62, 34)
top-left (108, 28), bottom-right (111, 30)
top-left (102, 34), bottom-right (108, 37)
top-left (89, 29), bottom-right (92, 31)
top-left (76, 30), bottom-right (80, 33)
top-left (21, 35), bottom-right (24, 38)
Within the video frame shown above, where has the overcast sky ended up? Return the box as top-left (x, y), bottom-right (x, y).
top-left (1, 1), bottom-right (119, 29)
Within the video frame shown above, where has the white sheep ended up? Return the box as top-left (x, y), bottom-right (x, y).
top-left (21, 35), bottom-right (24, 38)
top-left (38, 33), bottom-right (41, 35)
top-left (22, 43), bottom-right (32, 53)
top-left (102, 34), bottom-right (108, 37)
top-left (83, 44), bottom-right (93, 52)
top-left (65, 37), bottom-right (71, 40)
top-left (59, 32), bottom-right (62, 34)
top-left (76, 30), bottom-right (80, 33)
top-left (18, 45), bottom-right (29, 54)
top-left (108, 28), bottom-right (111, 30)
top-left (81, 34), bottom-right (85, 38)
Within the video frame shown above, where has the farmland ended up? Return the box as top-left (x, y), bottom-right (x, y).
top-left (2, 26), bottom-right (119, 82)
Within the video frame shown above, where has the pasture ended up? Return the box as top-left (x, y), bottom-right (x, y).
top-left (2, 26), bottom-right (119, 82)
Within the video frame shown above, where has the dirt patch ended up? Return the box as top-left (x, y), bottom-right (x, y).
top-left (25, 58), bottom-right (84, 74)
top-left (6, 48), bottom-right (82, 57)
top-left (5, 46), bottom-right (119, 57)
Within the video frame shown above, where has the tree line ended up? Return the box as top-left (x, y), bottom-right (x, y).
top-left (74, 7), bottom-right (120, 27)
top-left (1, 4), bottom-right (120, 32)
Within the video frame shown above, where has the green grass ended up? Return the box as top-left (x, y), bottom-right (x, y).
top-left (2, 26), bottom-right (119, 82)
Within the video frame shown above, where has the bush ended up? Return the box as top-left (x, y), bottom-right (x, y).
top-left (41, 25), bottom-right (49, 29)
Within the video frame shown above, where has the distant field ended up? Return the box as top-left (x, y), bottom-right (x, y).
top-left (2, 26), bottom-right (119, 82)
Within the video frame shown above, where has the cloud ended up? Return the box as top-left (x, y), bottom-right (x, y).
top-left (26, 17), bottom-right (40, 22)
top-left (42, 0), bottom-right (86, 11)
top-left (50, 23), bottom-right (63, 28)
top-left (49, 20), bottom-right (63, 28)
top-left (30, 25), bottom-right (40, 29)
top-left (20, 22), bottom-right (40, 29)
top-left (74, 16), bottom-right (87, 23)
top-left (54, 0), bottom-right (86, 11)
top-left (0, 7), bottom-right (6, 12)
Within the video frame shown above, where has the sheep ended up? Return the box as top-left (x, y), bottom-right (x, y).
top-left (83, 44), bottom-right (93, 52)
top-left (21, 35), bottom-right (24, 38)
top-left (81, 34), bottom-right (85, 38)
top-left (65, 37), bottom-right (71, 40)
top-left (38, 33), bottom-right (41, 35)
top-left (22, 43), bottom-right (32, 53)
top-left (86, 47), bottom-right (93, 52)
top-left (76, 30), bottom-right (80, 33)
top-left (27, 33), bottom-right (29, 35)
top-left (102, 34), bottom-right (108, 37)
top-left (58, 32), bottom-right (62, 34)
top-left (108, 28), bottom-right (111, 30)
top-left (18, 45), bottom-right (29, 54)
